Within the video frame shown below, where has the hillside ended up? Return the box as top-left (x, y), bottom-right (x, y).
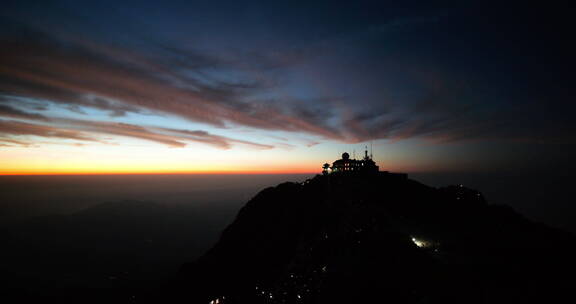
top-left (179, 173), bottom-right (576, 303)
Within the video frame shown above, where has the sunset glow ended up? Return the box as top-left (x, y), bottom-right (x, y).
top-left (1, 1), bottom-right (573, 175)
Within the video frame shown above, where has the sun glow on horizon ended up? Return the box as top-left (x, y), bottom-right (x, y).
top-left (0, 137), bottom-right (490, 175)
top-left (0, 144), bottom-right (323, 175)
top-left (0, 114), bottom-right (494, 176)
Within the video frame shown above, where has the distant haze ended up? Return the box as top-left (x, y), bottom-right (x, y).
top-left (1, 173), bottom-right (573, 234)
top-left (0, 174), bottom-right (309, 222)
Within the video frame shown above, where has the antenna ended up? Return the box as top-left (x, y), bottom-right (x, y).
top-left (370, 141), bottom-right (373, 159)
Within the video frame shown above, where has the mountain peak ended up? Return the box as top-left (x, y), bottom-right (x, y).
top-left (179, 174), bottom-right (576, 303)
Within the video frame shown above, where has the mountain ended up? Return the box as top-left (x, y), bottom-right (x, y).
top-left (179, 173), bottom-right (576, 303)
top-left (0, 199), bottom-right (235, 302)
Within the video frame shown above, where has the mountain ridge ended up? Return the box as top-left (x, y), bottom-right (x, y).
top-left (179, 173), bottom-right (576, 303)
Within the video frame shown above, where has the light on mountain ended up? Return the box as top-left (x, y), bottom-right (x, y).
top-left (411, 237), bottom-right (431, 248)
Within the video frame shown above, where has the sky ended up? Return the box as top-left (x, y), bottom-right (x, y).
top-left (0, 0), bottom-right (574, 174)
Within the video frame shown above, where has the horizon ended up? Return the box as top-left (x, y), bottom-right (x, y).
top-left (0, 165), bottom-right (496, 175)
top-left (2, 170), bottom-right (574, 236)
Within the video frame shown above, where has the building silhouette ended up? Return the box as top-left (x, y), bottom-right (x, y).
top-left (322, 148), bottom-right (407, 179)
top-left (329, 150), bottom-right (378, 174)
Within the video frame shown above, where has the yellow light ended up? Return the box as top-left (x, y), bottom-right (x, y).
top-left (0, 143), bottom-right (321, 175)
top-left (411, 237), bottom-right (430, 248)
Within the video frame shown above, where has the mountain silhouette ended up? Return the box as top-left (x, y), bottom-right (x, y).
top-left (2, 174), bottom-right (575, 303)
top-left (179, 173), bottom-right (576, 303)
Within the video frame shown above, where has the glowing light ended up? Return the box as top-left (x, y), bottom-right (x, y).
top-left (411, 237), bottom-right (431, 248)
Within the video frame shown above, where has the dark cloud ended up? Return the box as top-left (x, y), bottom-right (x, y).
top-left (0, 103), bottom-right (49, 121)
top-left (0, 28), bottom-right (349, 140)
top-left (0, 1), bottom-right (574, 147)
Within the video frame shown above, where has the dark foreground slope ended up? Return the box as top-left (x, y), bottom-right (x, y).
top-left (0, 200), bottom-right (234, 303)
top-left (179, 174), bottom-right (576, 304)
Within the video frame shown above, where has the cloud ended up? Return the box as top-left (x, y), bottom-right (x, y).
top-left (0, 137), bottom-right (33, 147)
top-left (0, 119), bottom-right (99, 143)
top-left (160, 127), bottom-right (274, 150)
top-left (0, 113), bottom-right (276, 149)
top-left (0, 28), bottom-right (349, 141)
top-left (62, 119), bottom-right (275, 149)
top-left (66, 121), bottom-right (188, 148)
top-left (1, 13), bottom-right (574, 148)
top-left (0, 24), bottom-right (486, 145)
top-left (0, 103), bottom-right (49, 121)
